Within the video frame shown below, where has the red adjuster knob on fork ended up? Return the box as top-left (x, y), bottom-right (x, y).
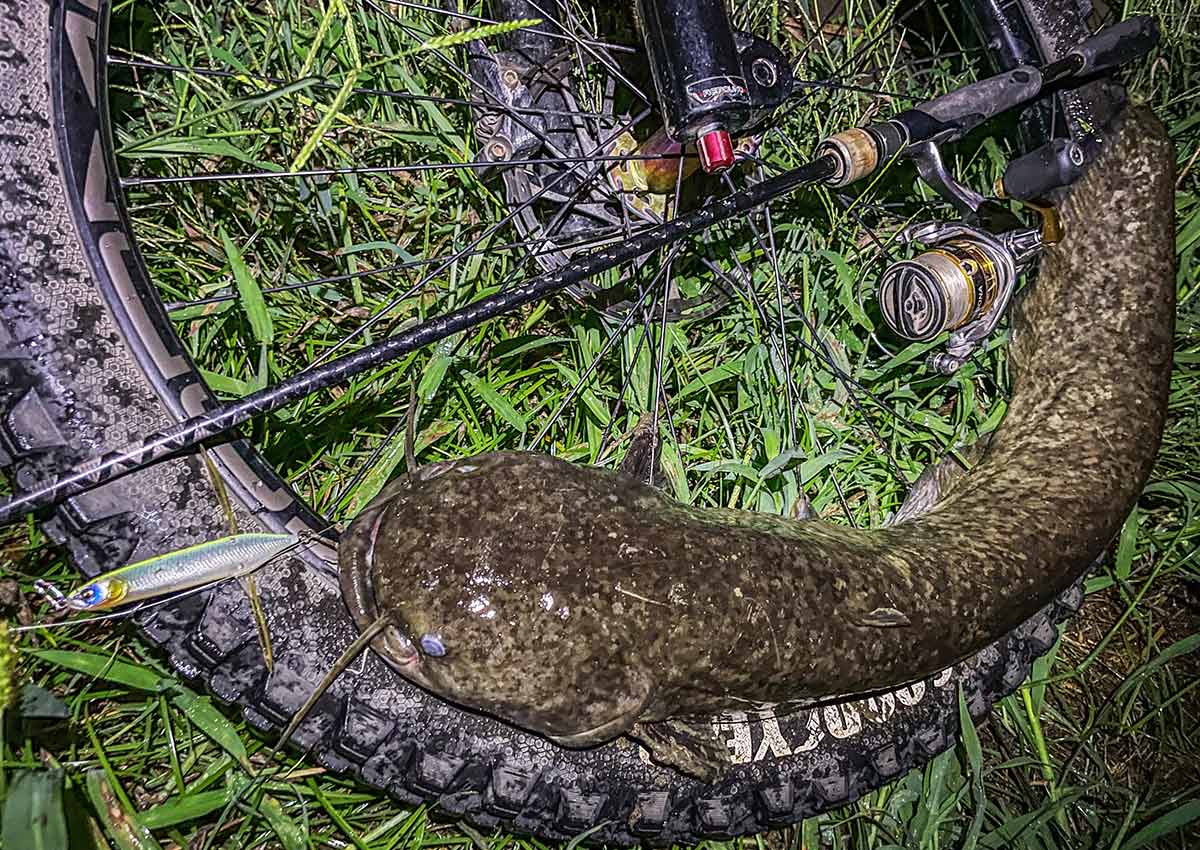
top-left (697, 128), bottom-right (735, 173)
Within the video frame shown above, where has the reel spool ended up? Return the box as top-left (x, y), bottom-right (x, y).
top-left (878, 236), bottom-right (1010, 342)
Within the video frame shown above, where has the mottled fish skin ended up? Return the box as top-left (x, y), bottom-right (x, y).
top-left (338, 108), bottom-right (1175, 764)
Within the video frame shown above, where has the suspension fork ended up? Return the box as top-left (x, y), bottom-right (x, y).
top-left (494, 0), bottom-right (751, 174)
top-left (633, 0), bottom-right (748, 173)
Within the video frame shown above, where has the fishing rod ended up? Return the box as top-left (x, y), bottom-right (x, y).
top-left (0, 16), bottom-right (1156, 525)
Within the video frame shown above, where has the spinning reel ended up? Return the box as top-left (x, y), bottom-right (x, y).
top-left (815, 20), bottom-right (1153, 374)
top-left (878, 218), bottom-right (1046, 374)
top-left (867, 134), bottom-right (1059, 374)
top-left (868, 129), bottom-right (1081, 373)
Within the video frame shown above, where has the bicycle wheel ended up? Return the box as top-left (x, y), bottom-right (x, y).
top-left (0, 0), bottom-right (1139, 843)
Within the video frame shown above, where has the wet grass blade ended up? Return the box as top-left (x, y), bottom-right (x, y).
top-left (0, 621), bottom-right (16, 713)
top-left (240, 574), bottom-right (275, 674)
top-left (957, 687), bottom-right (987, 850)
top-left (30, 648), bottom-right (162, 691)
top-left (219, 226), bottom-right (273, 345)
top-left (1121, 799), bottom-right (1200, 850)
top-left (168, 685), bottom-right (254, 773)
top-left (120, 78), bottom-right (317, 153)
top-left (345, 425), bottom-right (411, 510)
top-left (463, 371), bottom-right (527, 432)
top-left (256, 793), bottom-right (308, 850)
top-left (140, 789), bottom-right (235, 830)
top-left (85, 770), bottom-right (163, 850)
top-left (1, 769), bottom-right (68, 850)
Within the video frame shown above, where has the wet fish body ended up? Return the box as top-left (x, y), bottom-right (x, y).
top-left (339, 108), bottom-right (1175, 776)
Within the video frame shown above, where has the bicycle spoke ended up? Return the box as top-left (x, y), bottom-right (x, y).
top-left (528, 244), bottom-right (682, 449)
top-left (703, 216), bottom-right (857, 526)
top-left (776, 0), bottom-right (849, 65)
top-left (120, 152), bottom-right (678, 187)
top-left (790, 77), bottom-right (915, 101)
top-left (779, 0), bottom-right (942, 124)
top-left (162, 223), bottom-right (660, 312)
top-left (644, 154), bottom-right (690, 486)
top-left (597, 318), bottom-right (649, 461)
top-left (759, 188), bottom-right (799, 448)
top-left (304, 108), bottom-right (651, 370)
top-left (520, 0), bottom-right (655, 107)
top-left (731, 186), bottom-right (911, 492)
top-left (708, 200), bottom-right (812, 493)
top-left (832, 193), bottom-right (901, 263)
top-left (330, 409), bottom-right (410, 516)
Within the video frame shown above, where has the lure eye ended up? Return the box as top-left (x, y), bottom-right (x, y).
top-left (419, 634), bottom-right (446, 657)
top-left (68, 584), bottom-right (103, 608)
top-left (66, 580), bottom-right (125, 611)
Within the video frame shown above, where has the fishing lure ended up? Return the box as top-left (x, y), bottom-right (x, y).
top-left (35, 533), bottom-right (301, 613)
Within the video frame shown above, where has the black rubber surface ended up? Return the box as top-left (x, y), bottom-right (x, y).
top-left (0, 0), bottom-right (1093, 843)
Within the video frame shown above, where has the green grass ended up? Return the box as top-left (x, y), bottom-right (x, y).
top-left (3, 0), bottom-right (1200, 847)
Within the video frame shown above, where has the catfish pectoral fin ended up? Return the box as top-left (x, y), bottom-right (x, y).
top-left (630, 717), bottom-right (729, 783)
top-left (888, 436), bottom-right (994, 526)
top-left (546, 709), bottom-right (641, 748)
top-left (619, 415), bottom-right (666, 489)
top-left (792, 492), bottom-right (816, 521)
top-left (543, 667), bottom-right (654, 748)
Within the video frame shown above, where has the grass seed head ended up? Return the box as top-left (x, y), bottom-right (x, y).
top-left (0, 620), bottom-right (17, 711)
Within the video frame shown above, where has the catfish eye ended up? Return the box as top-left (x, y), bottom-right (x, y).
top-left (419, 634), bottom-right (446, 657)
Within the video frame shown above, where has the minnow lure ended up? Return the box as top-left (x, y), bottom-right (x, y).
top-left (36, 533), bottom-right (300, 612)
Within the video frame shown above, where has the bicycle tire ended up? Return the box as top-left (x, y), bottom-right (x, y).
top-left (0, 0), bottom-right (1113, 843)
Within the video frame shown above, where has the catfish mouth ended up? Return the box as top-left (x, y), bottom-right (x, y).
top-left (374, 595), bottom-right (440, 691)
top-left (342, 507), bottom-right (430, 683)
top-left (380, 623), bottom-right (422, 670)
